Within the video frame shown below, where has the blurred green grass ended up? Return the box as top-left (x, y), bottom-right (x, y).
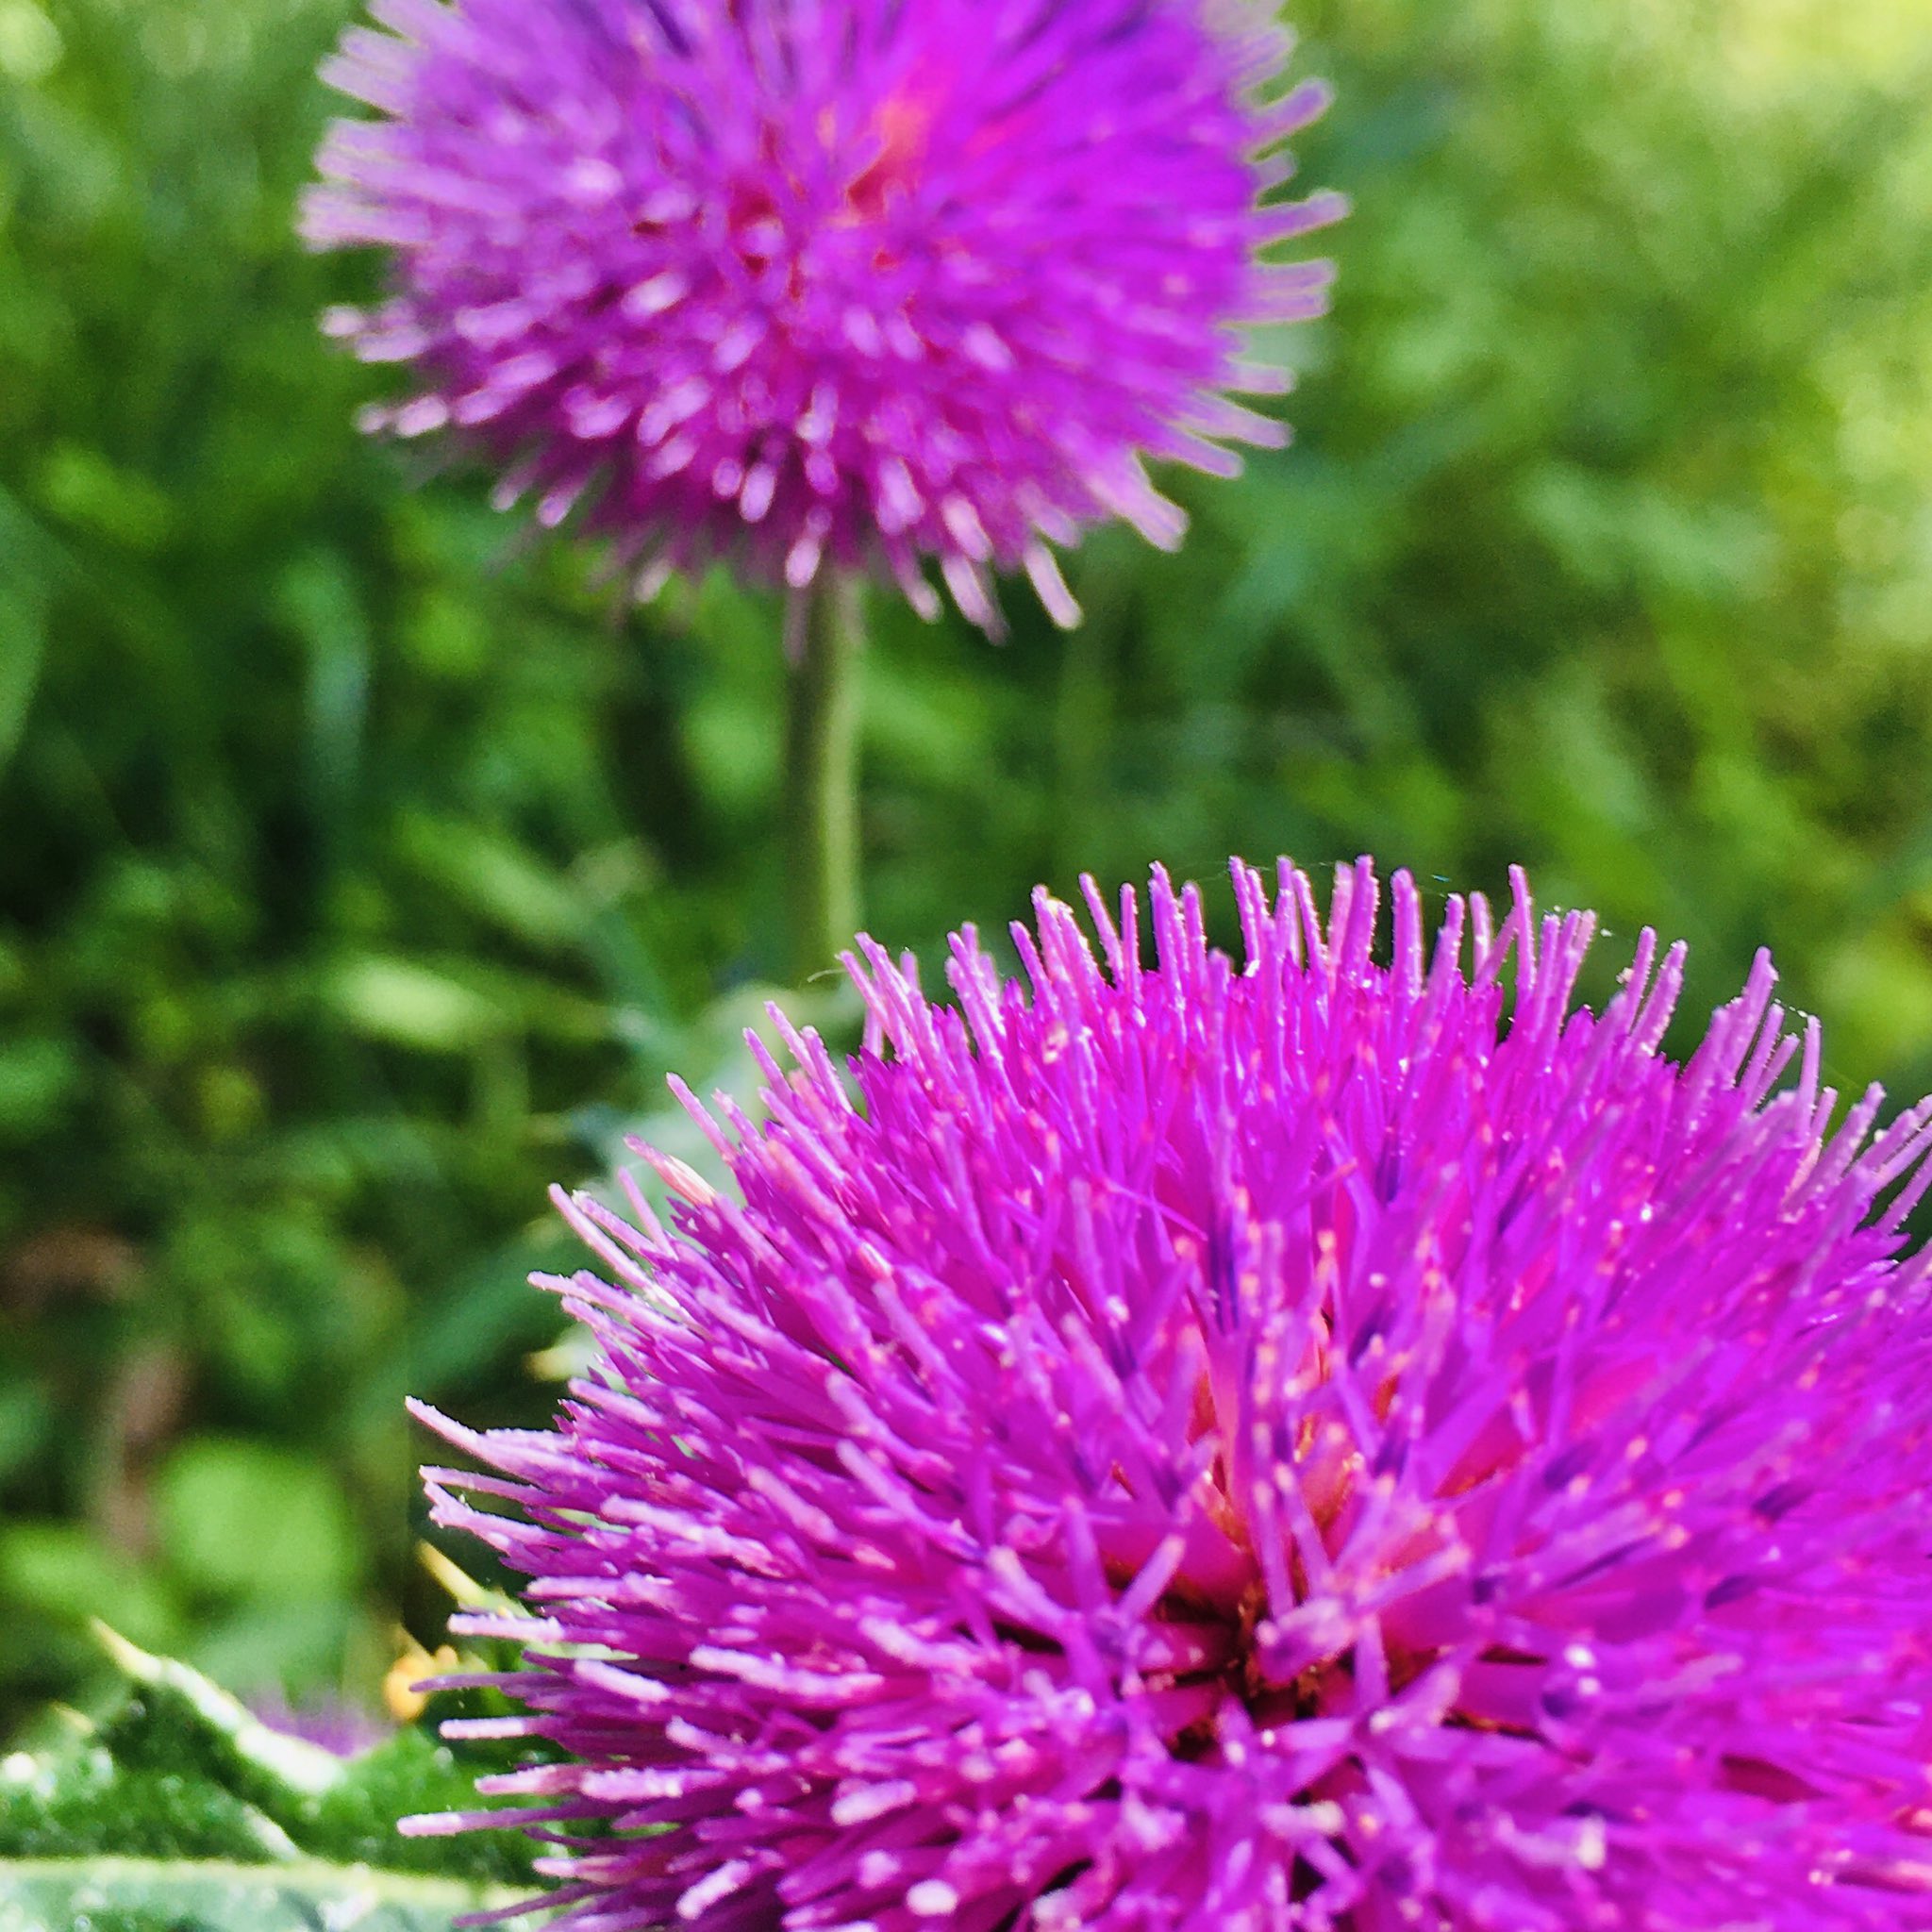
top-left (3, 0), bottom-right (1932, 1733)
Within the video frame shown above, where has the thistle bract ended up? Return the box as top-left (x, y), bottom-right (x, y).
top-left (411, 859), bottom-right (1932, 1928)
top-left (303, 0), bottom-right (1340, 633)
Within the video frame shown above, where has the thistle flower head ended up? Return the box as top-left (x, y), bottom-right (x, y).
top-left (410, 859), bottom-right (1932, 1928)
top-left (303, 0), bottom-right (1340, 633)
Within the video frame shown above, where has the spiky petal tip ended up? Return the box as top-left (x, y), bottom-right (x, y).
top-left (413, 858), bottom-right (1932, 1928)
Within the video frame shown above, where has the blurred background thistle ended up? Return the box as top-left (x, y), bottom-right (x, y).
top-left (301, 0), bottom-right (1339, 977)
top-left (3, 0), bottom-right (1932, 1741)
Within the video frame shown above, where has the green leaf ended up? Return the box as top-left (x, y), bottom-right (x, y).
top-left (0, 1857), bottom-right (519, 1932)
top-left (0, 1037), bottom-right (79, 1143)
top-left (154, 1441), bottom-right (358, 1604)
top-left (34, 442), bottom-right (174, 554)
top-left (0, 0), bottom-right (62, 84)
top-left (0, 579), bottom-right (46, 782)
top-left (392, 812), bottom-right (589, 952)
top-left (0, 1634), bottom-right (536, 1928)
top-left (0, 1523), bottom-right (180, 1651)
top-left (325, 958), bottom-right (511, 1054)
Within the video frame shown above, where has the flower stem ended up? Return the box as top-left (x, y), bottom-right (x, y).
top-left (782, 571), bottom-right (864, 982)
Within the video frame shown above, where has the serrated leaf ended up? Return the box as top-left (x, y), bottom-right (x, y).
top-left (0, 1856), bottom-right (520, 1932)
top-left (0, 1636), bottom-right (537, 1930)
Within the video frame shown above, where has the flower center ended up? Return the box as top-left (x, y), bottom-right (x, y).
top-left (840, 91), bottom-right (933, 224)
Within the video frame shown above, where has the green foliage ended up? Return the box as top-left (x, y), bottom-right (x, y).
top-left (0, 1634), bottom-right (530, 1928)
top-left (0, 1862), bottom-right (513, 1932)
top-left (3, 0), bottom-right (1932, 1737)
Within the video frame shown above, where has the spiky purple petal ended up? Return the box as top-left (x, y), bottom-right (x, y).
top-left (417, 858), bottom-right (1932, 1928)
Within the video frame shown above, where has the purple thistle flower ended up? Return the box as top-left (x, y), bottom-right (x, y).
top-left (407, 858), bottom-right (1932, 1929)
top-left (302, 0), bottom-right (1341, 634)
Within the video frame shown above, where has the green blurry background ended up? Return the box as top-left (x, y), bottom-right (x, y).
top-left (4, 0), bottom-right (1932, 1738)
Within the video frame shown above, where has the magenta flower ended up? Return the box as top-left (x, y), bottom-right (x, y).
top-left (302, 0), bottom-right (1340, 633)
top-left (408, 859), bottom-right (1932, 1928)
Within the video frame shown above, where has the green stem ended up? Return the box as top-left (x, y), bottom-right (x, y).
top-left (782, 571), bottom-right (865, 982)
